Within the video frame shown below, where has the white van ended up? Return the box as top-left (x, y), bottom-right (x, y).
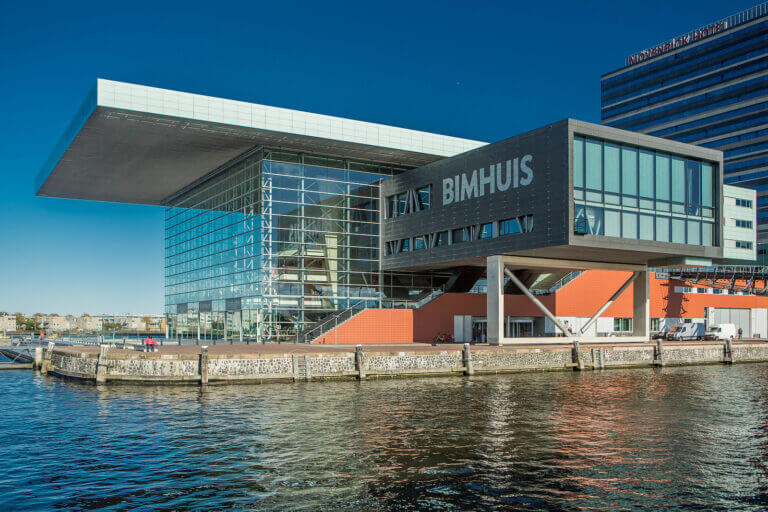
top-left (667, 323), bottom-right (705, 341)
top-left (705, 323), bottom-right (738, 341)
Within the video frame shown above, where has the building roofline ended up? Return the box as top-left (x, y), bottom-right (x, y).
top-left (36, 79), bottom-right (486, 206)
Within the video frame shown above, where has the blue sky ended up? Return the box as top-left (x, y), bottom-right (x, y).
top-left (0, 0), bottom-right (758, 315)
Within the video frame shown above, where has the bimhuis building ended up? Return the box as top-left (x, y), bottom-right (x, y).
top-left (38, 79), bottom-right (755, 344)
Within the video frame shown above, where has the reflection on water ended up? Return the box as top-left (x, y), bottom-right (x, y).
top-left (2, 364), bottom-right (768, 510)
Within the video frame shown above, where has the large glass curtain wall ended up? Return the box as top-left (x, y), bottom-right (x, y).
top-left (573, 136), bottom-right (717, 245)
top-left (165, 148), bottom-right (450, 343)
top-left (261, 150), bottom-right (390, 341)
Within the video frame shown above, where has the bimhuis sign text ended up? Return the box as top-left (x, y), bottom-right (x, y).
top-left (442, 154), bottom-right (533, 206)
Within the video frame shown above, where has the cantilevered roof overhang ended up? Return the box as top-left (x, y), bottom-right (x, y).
top-left (37, 79), bottom-right (486, 205)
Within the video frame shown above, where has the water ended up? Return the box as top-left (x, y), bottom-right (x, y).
top-left (2, 362), bottom-right (768, 511)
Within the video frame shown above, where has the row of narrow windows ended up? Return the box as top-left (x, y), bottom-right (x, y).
top-left (385, 215), bottom-right (533, 256)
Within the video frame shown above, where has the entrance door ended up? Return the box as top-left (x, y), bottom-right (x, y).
top-left (507, 319), bottom-right (534, 338)
top-left (472, 319), bottom-right (487, 343)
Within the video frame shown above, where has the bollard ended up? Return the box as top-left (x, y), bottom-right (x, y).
top-left (200, 346), bottom-right (209, 385)
top-left (355, 345), bottom-right (366, 380)
top-left (33, 347), bottom-right (43, 371)
top-left (40, 342), bottom-right (55, 375)
top-left (95, 344), bottom-right (110, 384)
top-left (724, 338), bottom-right (734, 364)
top-left (572, 339), bottom-right (584, 371)
top-left (654, 339), bottom-right (665, 367)
top-left (462, 343), bottom-right (474, 376)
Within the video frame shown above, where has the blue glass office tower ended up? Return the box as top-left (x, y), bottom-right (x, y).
top-left (601, 2), bottom-right (768, 256)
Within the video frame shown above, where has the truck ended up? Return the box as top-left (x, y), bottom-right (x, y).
top-left (705, 323), bottom-right (738, 341)
top-left (666, 322), bottom-right (705, 341)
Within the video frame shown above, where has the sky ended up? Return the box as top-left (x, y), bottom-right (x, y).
top-left (0, 0), bottom-right (759, 315)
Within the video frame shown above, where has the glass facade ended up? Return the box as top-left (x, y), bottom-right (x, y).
top-left (165, 148), bottom-right (448, 342)
top-left (573, 136), bottom-right (717, 245)
top-left (601, 8), bottom-right (768, 242)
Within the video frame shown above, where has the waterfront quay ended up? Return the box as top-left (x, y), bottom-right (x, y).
top-left (34, 339), bottom-right (768, 385)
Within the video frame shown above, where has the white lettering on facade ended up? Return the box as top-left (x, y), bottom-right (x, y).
top-left (442, 155), bottom-right (534, 206)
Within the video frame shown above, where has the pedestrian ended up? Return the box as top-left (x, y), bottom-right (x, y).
top-left (144, 335), bottom-right (158, 352)
top-left (738, 327), bottom-right (743, 340)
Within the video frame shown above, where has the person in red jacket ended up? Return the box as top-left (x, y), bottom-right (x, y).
top-left (144, 336), bottom-right (158, 352)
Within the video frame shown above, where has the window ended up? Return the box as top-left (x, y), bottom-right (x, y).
top-left (639, 150), bottom-right (654, 199)
top-left (401, 238), bottom-right (410, 252)
top-left (639, 214), bottom-right (654, 241)
top-left (500, 218), bottom-right (522, 236)
top-left (687, 220), bottom-right (700, 245)
top-left (387, 195), bottom-right (397, 218)
top-left (452, 228), bottom-right (467, 244)
top-left (480, 223), bottom-right (493, 239)
top-left (614, 318), bottom-right (632, 332)
top-left (435, 231), bottom-right (447, 247)
top-left (572, 136), bottom-right (716, 247)
top-left (655, 154), bottom-right (670, 202)
top-left (417, 186), bottom-right (431, 210)
top-left (621, 146), bottom-right (638, 201)
top-left (736, 219), bottom-right (753, 228)
top-left (651, 318), bottom-right (661, 332)
top-left (736, 240), bottom-right (753, 249)
top-left (622, 211), bottom-right (638, 239)
top-left (672, 218), bottom-right (685, 244)
top-left (585, 139), bottom-right (602, 191)
top-left (605, 144), bottom-right (620, 194)
top-left (605, 209), bottom-right (621, 237)
top-left (736, 199), bottom-right (753, 208)
top-left (413, 236), bottom-right (426, 250)
top-left (397, 193), bottom-right (408, 215)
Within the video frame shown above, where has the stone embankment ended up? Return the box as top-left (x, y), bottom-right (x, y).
top-left (34, 340), bottom-right (768, 385)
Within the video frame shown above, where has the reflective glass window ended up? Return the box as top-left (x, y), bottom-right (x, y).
top-left (585, 140), bottom-right (602, 191)
top-left (640, 214), bottom-right (654, 241)
top-left (656, 216), bottom-right (670, 242)
top-left (672, 218), bottom-right (686, 244)
top-left (605, 144), bottom-right (620, 194)
top-left (622, 211), bottom-right (638, 239)
top-left (605, 209), bottom-right (621, 237)
top-left (655, 154), bottom-right (670, 201)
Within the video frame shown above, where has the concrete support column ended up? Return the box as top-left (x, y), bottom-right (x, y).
top-left (487, 256), bottom-right (505, 346)
top-left (632, 270), bottom-right (650, 338)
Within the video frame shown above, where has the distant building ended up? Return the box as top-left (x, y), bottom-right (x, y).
top-left (601, 2), bottom-right (768, 256)
top-left (40, 315), bottom-right (75, 332)
top-left (76, 315), bottom-right (103, 332)
top-left (0, 315), bottom-right (16, 333)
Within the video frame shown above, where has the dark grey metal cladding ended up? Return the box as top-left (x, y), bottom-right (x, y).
top-left (381, 118), bottom-right (728, 271)
top-left (381, 120), bottom-right (571, 270)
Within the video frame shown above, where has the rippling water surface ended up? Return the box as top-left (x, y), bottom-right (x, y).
top-left (2, 359), bottom-right (768, 511)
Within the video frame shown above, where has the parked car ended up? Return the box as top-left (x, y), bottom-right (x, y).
top-left (666, 323), bottom-right (705, 341)
top-left (705, 323), bottom-right (738, 341)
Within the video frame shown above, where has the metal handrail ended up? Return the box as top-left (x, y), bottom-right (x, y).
top-left (300, 300), bottom-right (367, 343)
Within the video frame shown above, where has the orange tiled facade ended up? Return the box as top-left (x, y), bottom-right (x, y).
top-left (313, 271), bottom-right (768, 344)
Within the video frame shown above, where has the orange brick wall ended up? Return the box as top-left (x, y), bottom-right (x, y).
top-left (312, 309), bottom-right (413, 344)
top-left (310, 271), bottom-right (768, 344)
